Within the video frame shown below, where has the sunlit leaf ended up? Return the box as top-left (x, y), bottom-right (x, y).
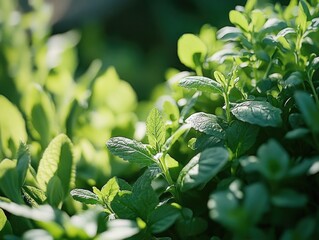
top-left (178, 147), bottom-right (228, 192)
top-left (107, 137), bottom-right (155, 167)
top-left (36, 134), bottom-right (75, 203)
top-left (177, 34), bottom-right (207, 69)
top-left (0, 95), bottom-right (27, 158)
top-left (231, 101), bottom-right (282, 127)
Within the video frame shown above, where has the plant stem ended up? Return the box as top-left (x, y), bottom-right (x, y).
top-left (307, 72), bottom-right (319, 108)
top-left (158, 153), bottom-right (180, 201)
top-left (223, 92), bottom-right (231, 122)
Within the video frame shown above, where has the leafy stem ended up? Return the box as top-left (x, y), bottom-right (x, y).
top-left (157, 153), bottom-right (180, 202)
top-left (263, 48), bottom-right (278, 79)
top-left (306, 71), bottom-right (319, 108)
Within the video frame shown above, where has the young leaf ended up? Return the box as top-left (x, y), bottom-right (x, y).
top-left (106, 137), bottom-right (155, 168)
top-left (226, 121), bottom-right (259, 156)
top-left (257, 140), bottom-right (289, 181)
top-left (148, 204), bottom-right (181, 234)
top-left (229, 10), bottom-right (249, 32)
top-left (177, 34), bottom-right (207, 69)
top-left (294, 91), bottom-right (319, 133)
top-left (214, 71), bottom-right (226, 87)
top-left (296, 0), bottom-right (310, 33)
top-left (177, 147), bottom-right (229, 192)
top-left (186, 112), bottom-right (225, 139)
top-left (231, 101), bottom-right (282, 127)
top-left (70, 189), bottom-right (100, 205)
top-left (100, 177), bottom-right (131, 205)
top-left (146, 108), bottom-right (166, 151)
top-left (179, 76), bottom-right (223, 94)
top-left (36, 134), bottom-right (75, 200)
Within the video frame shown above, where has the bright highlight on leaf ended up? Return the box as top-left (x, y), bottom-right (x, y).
top-left (36, 134), bottom-right (75, 207)
top-left (177, 34), bottom-right (207, 69)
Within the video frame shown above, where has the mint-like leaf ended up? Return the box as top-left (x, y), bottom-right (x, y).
top-left (107, 137), bottom-right (155, 168)
top-left (231, 101), bottom-right (282, 127)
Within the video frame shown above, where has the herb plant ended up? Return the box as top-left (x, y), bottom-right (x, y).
top-left (1, 0), bottom-right (319, 239)
top-left (73, 0), bottom-right (319, 239)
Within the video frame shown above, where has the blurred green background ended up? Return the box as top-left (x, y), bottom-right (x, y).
top-left (46, 0), bottom-right (289, 100)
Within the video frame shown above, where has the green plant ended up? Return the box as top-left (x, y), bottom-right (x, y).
top-left (0, 0), bottom-right (138, 187)
top-left (1, 0), bottom-right (319, 239)
top-left (72, 0), bottom-right (319, 239)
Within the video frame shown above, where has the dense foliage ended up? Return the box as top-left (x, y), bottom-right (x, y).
top-left (1, 0), bottom-right (319, 239)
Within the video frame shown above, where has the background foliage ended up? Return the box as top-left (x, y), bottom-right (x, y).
top-left (1, 0), bottom-right (319, 239)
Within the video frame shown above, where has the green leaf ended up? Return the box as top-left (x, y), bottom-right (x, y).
top-left (231, 101), bottom-right (282, 127)
top-left (36, 134), bottom-right (75, 200)
top-left (250, 10), bottom-right (266, 31)
top-left (0, 208), bottom-right (12, 236)
top-left (21, 85), bottom-right (57, 148)
top-left (177, 34), bottom-right (207, 69)
top-left (245, 0), bottom-right (257, 12)
top-left (0, 201), bottom-right (55, 222)
top-left (214, 71), bottom-right (226, 87)
top-left (284, 72), bottom-right (303, 88)
top-left (98, 219), bottom-right (139, 240)
top-left (70, 189), bottom-right (100, 205)
top-left (294, 91), bottom-right (319, 133)
top-left (100, 177), bottom-right (131, 205)
top-left (296, 0), bottom-right (311, 33)
top-left (208, 191), bottom-right (242, 231)
top-left (0, 159), bottom-right (24, 203)
top-left (185, 112), bottom-right (225, 139)
top-left (217, 26), bottom-right (242, 40)
top-left (229, 10), bottom-right (249, 32)
top-left (179, 76), bottom-right (223, 94)
top-left (226, 121), bottom-right (259, 156)
top-left (257, 140), bottom-right (289, 181)
top-left (111, 191), bottom-right (137, 219)
top-left (243, 183), bottom-right (268, 225)
top-left (46, 176), bottom-right (64, 208)
top-left (163, 124), bottom-right (191, 151)
top-left (16, 142), bottom-right (31, 188)
top-left (22, 185), bottom-right (47, 206)
top-left (149, 204), bottom-right (181, 234)
top-left (188, 134), bottom-right (223, 151)
top-left (131, 171), bottom-right (159, 220)
top-left (177, 147), bottom-right (229, 192)
top-left (106, 137), bottom-right (155, 168)
top-left (146, 108), bottom-right (166, 152)
top-left (176, 209), bottom-right (207, 238)
top-left (285, 128), bottom-right (310, 139)
top-left (271, 189), bottom-right (307, 207)
top-left (0, 95), bottom-right (27, 159)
